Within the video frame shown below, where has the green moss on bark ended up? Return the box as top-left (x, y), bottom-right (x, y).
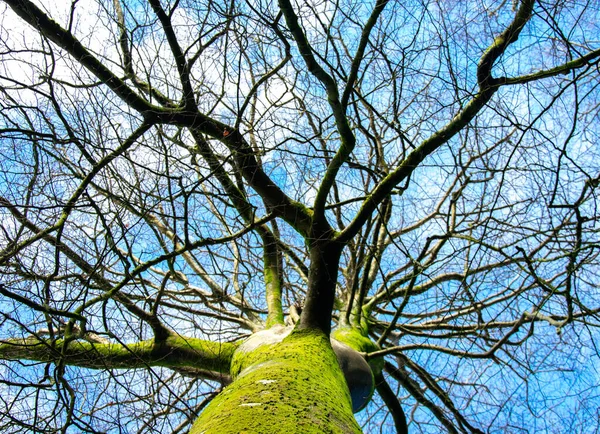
top-left (191, 328), bottom-right (362, 434)
top-left (0, 335), bottom-right (238, 374)
top-left (331, 327), bottom-right (383, 375)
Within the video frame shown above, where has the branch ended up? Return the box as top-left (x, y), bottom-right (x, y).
top-left (189, 132), bottom-right (284, 327)
top-left (341, 0), bottom-right (389, 108)
top-left (385, 361), bottom-right (459, 434)
top-left (398, 354), bottom-right (484, 434)
top-left (0, 334), bottom-right (238, 379)
top-left (374, 372), bottom-right (408, 434)
top-left (0, 283), bottom-right (84, 322)
top-left (112, 0), bottom-right (175, 107)
top-left (477, 0), bottom-right (535, 87)
top-left (146, 0), bottom-right (196, 108)
top-left (367, 312), bottom-right (528, 360)
top-left (337, 0), bottom-right (536, 243)
top-left (277, 0), bottom-right (338, 94)
top-left (500, 48), bottom-right (600, 85)
top-left (264, 230), bottom-right (285, 328)
top-left (0, 194), bottom-right (272, 336)
top-left (3, 0), bottom-right (154, 113)
top-left (338, 94), bottom-right (492, 243)
top-left (3, 0), bottom-right (315, 237)
top-left (187, 127), bottom-right (313, 237)
top-left (277, 0), bottom-right (357, 221)
top-left (0, 123), bottom-right (151, 267)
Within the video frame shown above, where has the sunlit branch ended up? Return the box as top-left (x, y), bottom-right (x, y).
top-left (477, 0), bottom-right (535, 87)
top-left (263, 241), bottom-right (285, 327)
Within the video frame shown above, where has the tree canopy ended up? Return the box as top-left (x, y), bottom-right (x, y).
top-left (0, 0), bottom-right (599, 432)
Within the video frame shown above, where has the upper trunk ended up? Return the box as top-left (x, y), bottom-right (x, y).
top-left (299, 237), bottom-right (344, 334)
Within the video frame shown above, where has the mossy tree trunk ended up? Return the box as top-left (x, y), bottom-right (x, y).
top-left (191, 329), bottom-right (363, 434)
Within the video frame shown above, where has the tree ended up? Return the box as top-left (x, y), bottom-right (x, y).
top-left (0, 0), bottom-right (599, 431)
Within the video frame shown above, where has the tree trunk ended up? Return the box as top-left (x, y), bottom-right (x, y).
top-left (190, 328), bottom-right (363, 433)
